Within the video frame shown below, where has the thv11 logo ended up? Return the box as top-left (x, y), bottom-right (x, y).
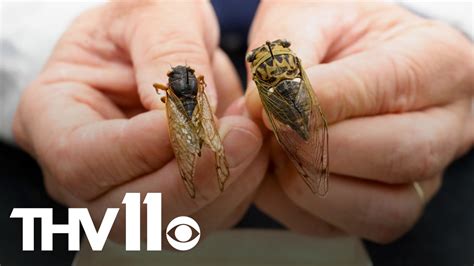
top-left (10, 193), bottom-right (200, 251)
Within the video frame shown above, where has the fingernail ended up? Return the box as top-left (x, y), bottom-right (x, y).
top-left (221, 127), bottom-right (261, 168)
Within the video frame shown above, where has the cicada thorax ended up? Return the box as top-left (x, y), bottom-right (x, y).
top-left (168, 65), bottom-right (199, 118)
top-left (255, 52), bottom-right (312, 140)
top-left (254, 53), bottom-right (299, 83)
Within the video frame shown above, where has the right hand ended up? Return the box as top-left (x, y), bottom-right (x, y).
top-left (246, 1), bottom-right (473, 243)
top-left (13, 1), bottom-right (267, 244)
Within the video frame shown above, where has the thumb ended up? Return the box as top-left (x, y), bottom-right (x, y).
top-left (306, 29), bottom-right (472, 124)
top-left (113, 1), bottom-right (219, 111)
top-left (244, 1), bottom-right (331, 123)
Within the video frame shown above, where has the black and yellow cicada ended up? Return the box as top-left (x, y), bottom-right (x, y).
top-left (154, 65), bottom-right (229, 198)
top-left (247, 39), bottom-right (329, 196)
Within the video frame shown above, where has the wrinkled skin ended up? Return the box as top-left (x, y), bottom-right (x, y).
top-left (13, 1), bottom-right (268, 246)
top-left (13, 0), bottom-right (473, 246)
top-left (246, 1), bottom-right (473, 243)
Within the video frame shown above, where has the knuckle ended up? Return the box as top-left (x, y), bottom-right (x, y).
top-left (278, 167), bottom-right (306, 198)
top-left (362, 192), bottom-right (421, 243)
top-left (47, 135), bottom-right (77, 193)
top-left (12, 85), bottom-right (42, 151)
top-left (42, 129), bottom-right (97, 201)
top-left (42, 170), bottom-right (68, 205)
top-left (385, 136), bottom-right (416, 182)
top-left (386, 127), bottom-right (440, 183)
top-left (12, 109), bottom-right (26, 147)
top-left (119, 121), bottom-right (154, 173)
top-left (415, 136), bottom-right (440, 180)
top-left (386, 53), bottom-right (422, 112)
top-left (406, 128), bottom-right (441, 180)
top-left (334, 65), bottom-right (368, 122)
top-left (319, 74), bottom-right (348, 123)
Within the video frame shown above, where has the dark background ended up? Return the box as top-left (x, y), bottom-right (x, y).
top-left (1, 1), bottom-right (473, 265)
top-left (1, 141), bottom-right (473, 266)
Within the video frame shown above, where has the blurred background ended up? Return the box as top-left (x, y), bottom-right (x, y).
top-left (1, 1), bottom-right (473, 265)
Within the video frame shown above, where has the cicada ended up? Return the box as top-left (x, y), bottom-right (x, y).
top-left (246, 39), bottom-right (329, 196)
top-left (154, 65), bottom-right (229, 198)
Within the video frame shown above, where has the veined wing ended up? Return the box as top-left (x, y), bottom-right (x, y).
top-left (257, 72), bottom-right (329, 196)
top-left (194, 77), bottom-right (229, 191)
top-left (166, 90), bottom-right (201, 198)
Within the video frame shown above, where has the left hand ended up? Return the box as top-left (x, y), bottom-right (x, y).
top-left (246, 1), bottom-right (473, 243)
top-left (13, 1), bottom-right (267, 244)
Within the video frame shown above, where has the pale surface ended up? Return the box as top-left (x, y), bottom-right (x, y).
top-left (73, 229), bottom-right (372, 266)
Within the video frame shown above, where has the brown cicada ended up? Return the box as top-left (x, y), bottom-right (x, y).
top-left (247, 39), bottom-right (329, 196)
top-left (154, 65), bottom-right (229, 198)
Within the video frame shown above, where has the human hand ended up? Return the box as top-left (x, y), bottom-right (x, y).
top-left (13, 1), bottom-right (267, 244)
top-left (246, 1), bottom-right (473, 243)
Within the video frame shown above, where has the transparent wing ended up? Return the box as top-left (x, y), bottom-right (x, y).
top-left (257, 68), bottom-right (329, 196)
top-left (166, 90), bottom-right (201, 198)
top-left (194, 76), bottom-right (229, 191)
top-left (300, 63), bottom-right (329, 196)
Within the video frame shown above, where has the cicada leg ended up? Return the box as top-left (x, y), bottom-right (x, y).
top-left (197, 75), bottom-right (207, 88)
top-left (153, 83), bottom-right (169, 103)
top-left (153, 83), bottom-right (168, 92)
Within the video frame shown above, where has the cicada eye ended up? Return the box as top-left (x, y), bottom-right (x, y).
top-left (281, 39), bottom-right (291, 48)
top-left (186, 66), bottom-right (195, 74)
top-left (246, 52), bottom-right (256, 63)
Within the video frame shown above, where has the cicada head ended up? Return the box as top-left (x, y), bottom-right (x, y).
top-left (167, 65), bottom-right (195, 78)
top-left (167, 65), bottom-right (198, 99)
top-left (247, 39), bottom-right (291, 61)
top-left (248, 39), bottom-right (300, 86)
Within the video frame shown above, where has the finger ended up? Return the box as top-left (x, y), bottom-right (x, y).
top-left (20, 82), bottom-right (177, 200)
top-left (218, 193), bottom-right (255, 229)
top-left (40, 59), bottom-right (138, 108)
top-left (304, 25), bottom-right (473, 123)
top-left (40, 6), bottom-right (141, 111)
top-left (224, 96), bottom-right (246, 117)
top-left (188, 107), bottom-right (268, 232)
top-left (212, 48), bottom-right (243, 117)
top-left (112, 1), bottom-right (219, 111)
top-left (90, 115), bottom-right (263, 242)
top-left (254, 175), bottom-right (344, 237)
top-left (274, 161), bottom-right (442, 243)
top-left (244, 1), bottom-right (333, 121)
top-left (39, 56), bottom-right (144, 118)
top-left (161, 116), bottom-right (262, 213)
top-left (191, 145), bottom-right (268, 233)
top-left (328, 100), bottom-right (469, 183)
top-left (247, 1), bottom-right (333, 65)
top-left (456, 108), bottom-right (474, 158)
top-left (245, 10), bottom-right (473, 126)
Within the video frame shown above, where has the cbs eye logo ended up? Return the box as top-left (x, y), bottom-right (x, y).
top-left (166, 216), bottom-right (201, 251)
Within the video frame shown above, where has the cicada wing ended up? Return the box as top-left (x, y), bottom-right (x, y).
top-left (194, 76), bottom-right (229, 191)
top-left (256, 74), bottom-right (329, 196)
top-left (299, 60), bottom-right (329, 195)
top-left (166, 90), bottom-right (201, 198)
